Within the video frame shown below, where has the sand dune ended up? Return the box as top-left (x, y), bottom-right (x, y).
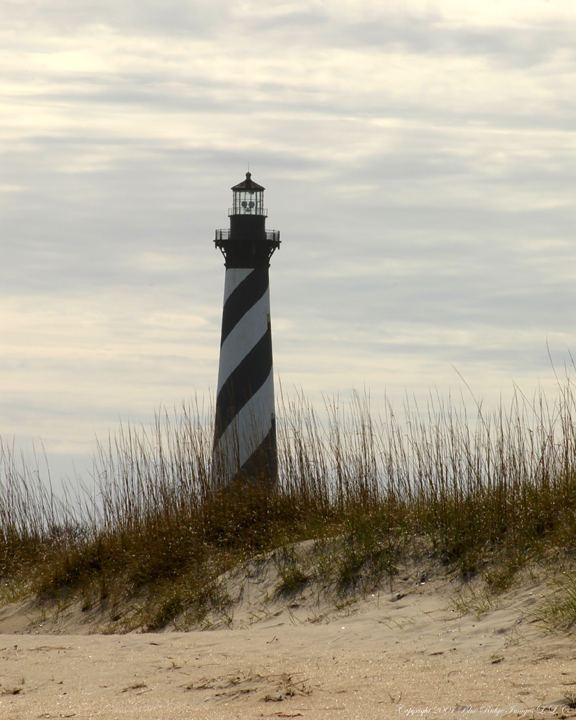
top-left (1, 559), bottom-right (575, 720)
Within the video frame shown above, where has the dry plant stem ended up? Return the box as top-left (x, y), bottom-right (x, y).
top-left (1, 380), bottom-right (576, 630)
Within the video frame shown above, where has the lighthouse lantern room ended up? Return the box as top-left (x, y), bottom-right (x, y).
top-left (231, 173), bottom-right (265, 215)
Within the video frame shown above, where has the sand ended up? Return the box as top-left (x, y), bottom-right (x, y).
top-left (1, 559), bottom-right (575, 720)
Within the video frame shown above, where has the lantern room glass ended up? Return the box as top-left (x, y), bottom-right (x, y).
top-left (232, 188), bottom-right (264, 215)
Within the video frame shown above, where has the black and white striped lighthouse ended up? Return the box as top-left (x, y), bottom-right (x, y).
top-left (213, 173), bottom-right (281, 488)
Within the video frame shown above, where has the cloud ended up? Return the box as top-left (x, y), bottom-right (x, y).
top-left (2, 0), bottom-right (231, 35)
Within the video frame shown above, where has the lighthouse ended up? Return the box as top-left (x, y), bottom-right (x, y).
top-left (213, 173), bottom-right (281, 489)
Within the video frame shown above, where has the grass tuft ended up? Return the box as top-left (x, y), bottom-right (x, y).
top-left (274, 545), bottom-right (310, 597)
top-left (535, 572), bottom-right (576, 632)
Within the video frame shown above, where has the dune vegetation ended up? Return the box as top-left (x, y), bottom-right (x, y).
top-left (1, 381), bottom-right (576, 632)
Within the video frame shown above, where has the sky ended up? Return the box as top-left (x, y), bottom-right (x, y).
top-left (2, 0), bottom-right (576, 482)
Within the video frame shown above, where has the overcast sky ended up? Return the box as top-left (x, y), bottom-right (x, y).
top-left (2, 0), bottom-right (576, 481)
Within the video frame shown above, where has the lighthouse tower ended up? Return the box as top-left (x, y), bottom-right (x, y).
top-left (213, 173), bottom-right (281, 488)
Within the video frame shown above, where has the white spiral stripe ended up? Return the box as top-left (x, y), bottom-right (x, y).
top-left (216, 288), bottom-right (270, 392)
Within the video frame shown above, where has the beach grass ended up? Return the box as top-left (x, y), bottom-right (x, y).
top-left (1, 381), bottom-right (576, 631)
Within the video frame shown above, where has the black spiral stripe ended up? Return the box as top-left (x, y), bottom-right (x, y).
top-left (220, 269), bottom-right (268, 346)
top-left (214, 322), bottom-right (272, 441)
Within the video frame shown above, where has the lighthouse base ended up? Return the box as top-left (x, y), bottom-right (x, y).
top-left (212, 405), bottom-right (278, 490)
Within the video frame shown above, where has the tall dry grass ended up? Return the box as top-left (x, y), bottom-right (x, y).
top-left (1, 381), bottom-right (576, 628)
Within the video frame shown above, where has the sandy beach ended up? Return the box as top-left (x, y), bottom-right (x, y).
top-left (1, 559), bottom-right (575, 720)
